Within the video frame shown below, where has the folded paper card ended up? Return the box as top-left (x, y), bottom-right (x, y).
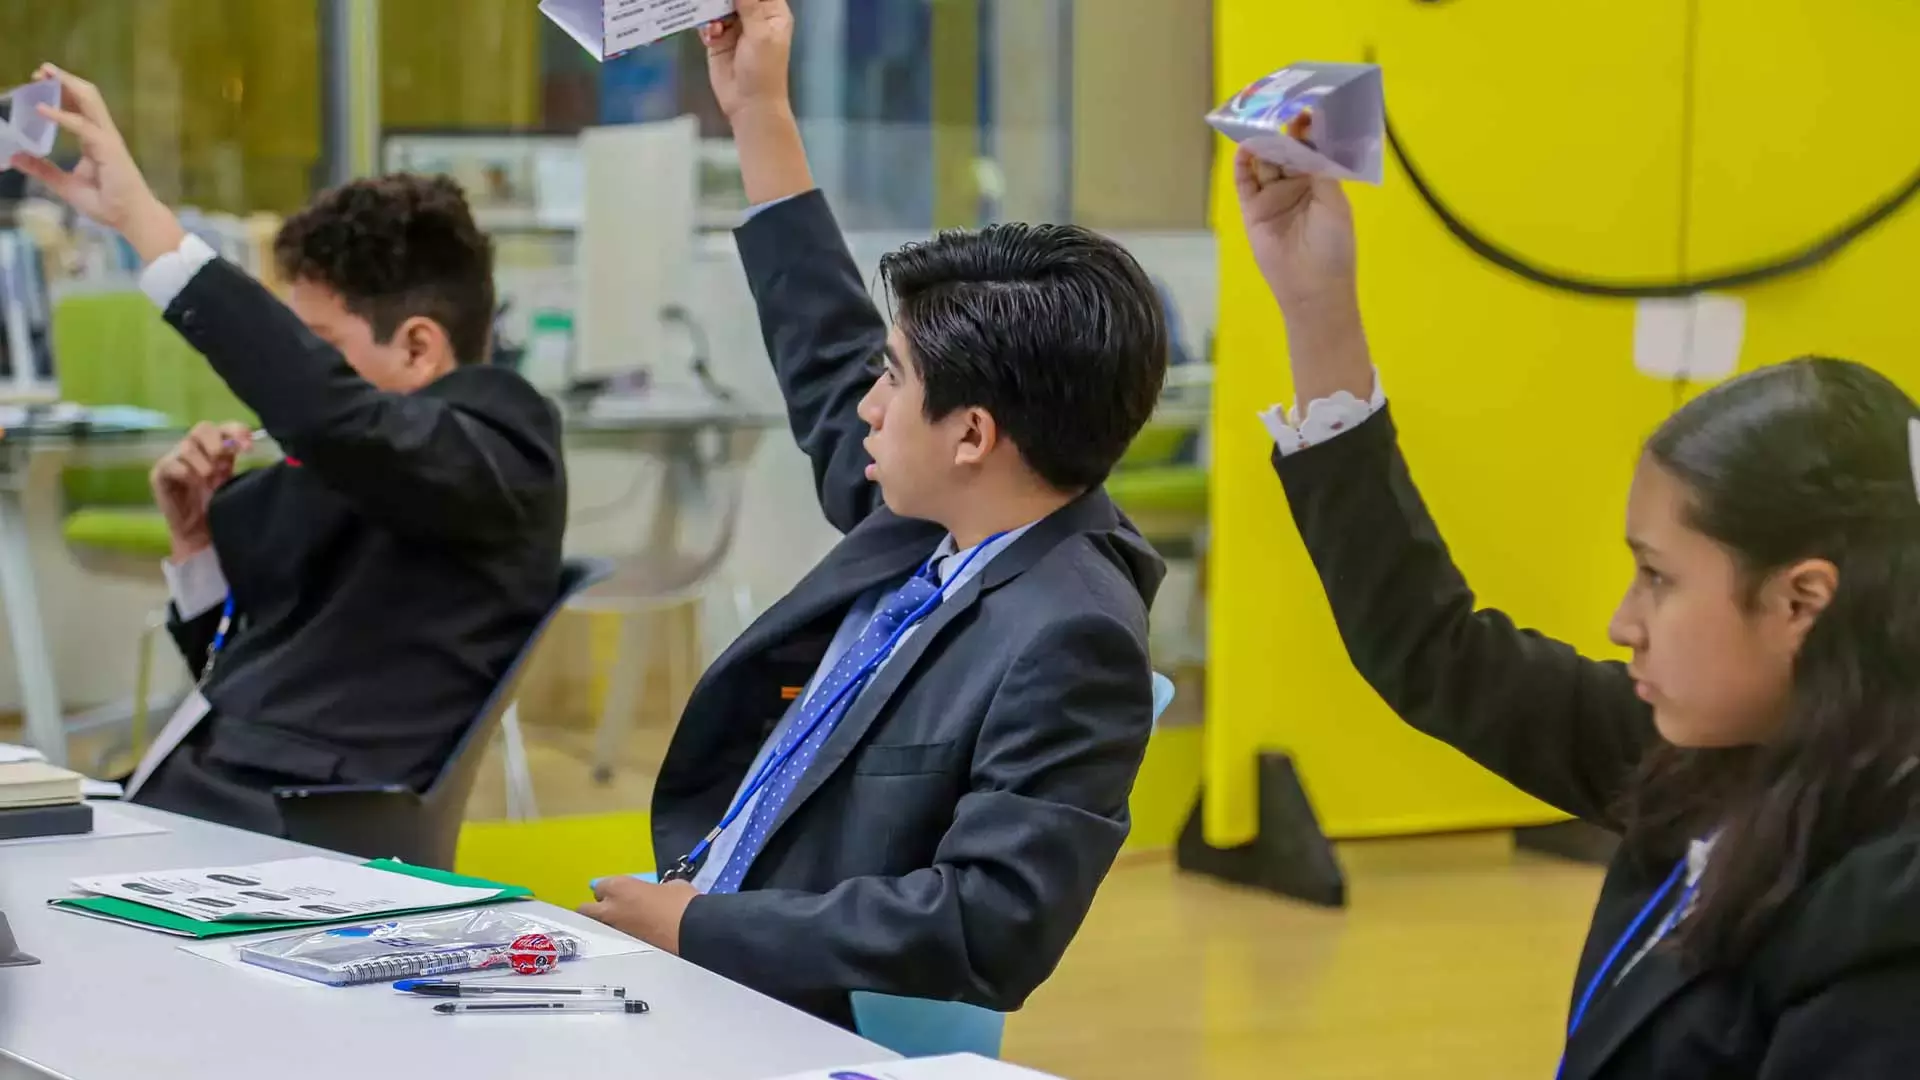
top-left (540, 0), bottom-right (735, 61)
top-left (0, 78), bottom-right (61, 162)
top-left (1207, 61), bottom-right (1384, 185)
top-left (68, 856), bottom-right (503, 923)
top-left (50, 858), bottom-right (532, 938)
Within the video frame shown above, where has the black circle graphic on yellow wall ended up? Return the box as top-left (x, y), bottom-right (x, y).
top-left (1366, 43), bottom-right (1920, 298)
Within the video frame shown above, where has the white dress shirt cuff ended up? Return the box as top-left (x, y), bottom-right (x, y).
top-left (741, 192), bottom-right (805, 222)
top-left (160, 548), bottom-right (230, 621)
top-left (1258, 368), bottom-right (1388, 457)
top-left (138, 232), bottom-right (220, 311)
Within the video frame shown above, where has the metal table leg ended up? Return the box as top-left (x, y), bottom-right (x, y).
top-left (0, 486), bottom-right (66, 765)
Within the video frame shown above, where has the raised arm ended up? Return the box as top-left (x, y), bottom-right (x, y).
top-left (157, 253), bottom-right (561, 548)
top-left (1235, 149), bottom-right (1658, 826)
top-left (702, 2), bottom-right (884, 532)
top-left (15, 66), bottom-right (561, 549)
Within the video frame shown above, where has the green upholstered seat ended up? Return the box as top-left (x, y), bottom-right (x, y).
top-left (1110, 416), bottom-right (1210, 668)
top-left (1107, 465), bottom-right (1207, 557)
top-left (63, 507), bottom-right (175, 555)
top-left (1118, 420), bottom-right (1192, 470)
top-left (52, 289), bottom-right (255, 563)
top-left (1109, 417), bottom-right (1208, 550)
top-left (1107, 464), bottom-right (1208, 517)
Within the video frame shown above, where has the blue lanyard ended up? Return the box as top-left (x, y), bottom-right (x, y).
top-left (661, 533), bottom-right (1006, 883)
top-left (1557, 856), bottom-right (1697, 1077)
top-left (197, 595), bottom-right (237, 688)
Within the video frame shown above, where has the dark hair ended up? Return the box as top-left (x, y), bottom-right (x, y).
top-left (274, 174), bottom-right (496, 365)
top-left (877, 223), bottom-right (1169, 492)
top-left (1625, 357), bottom-right (1920, 967)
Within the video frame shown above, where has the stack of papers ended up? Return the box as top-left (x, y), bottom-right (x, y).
top-left (0, 760), bottom-right (82, 809)
top-left (0, 741), bottom-right (45, 764)
top-left (762, 1057), bottom-right (1064, 1080)
top-left (49, 857), bottom-right (534, 938)
top-left (0, 740), bottom-right (123, 798)
top-left (0, 758), bottom-right (90, 840)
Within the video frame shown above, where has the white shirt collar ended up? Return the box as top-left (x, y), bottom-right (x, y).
top-left (929, 523), bottom-right (1038, 591)
top-left (1686, 835), bottom-right (1717, 887)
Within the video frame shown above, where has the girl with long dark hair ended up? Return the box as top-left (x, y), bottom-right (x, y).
top-left (1235, 146), bottom-right (1920, 1078)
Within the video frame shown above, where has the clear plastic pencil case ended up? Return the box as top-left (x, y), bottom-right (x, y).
top-left (237, 907), bottom-right (582, 986)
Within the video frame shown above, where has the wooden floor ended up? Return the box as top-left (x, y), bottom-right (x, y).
top-left (1010, 837), bottom-right (1603, 1080)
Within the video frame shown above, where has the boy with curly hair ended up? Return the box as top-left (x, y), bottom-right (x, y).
top-left (11, 65), bottom-right (566, 835)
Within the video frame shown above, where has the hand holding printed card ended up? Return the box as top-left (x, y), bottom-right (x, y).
top-left (540, 0), bottom-right (736, 60)
top-left (1207, 62), bottom-right (1384, 185)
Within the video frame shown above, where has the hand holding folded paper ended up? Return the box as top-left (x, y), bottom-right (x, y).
top-left (1208, 62), bottom-right (1385, 185)
top-left (6, 64), bottom-right (187, 263)
top-left (0, 77), bottom-right (60, 163)
top-left (541, 0), bottom-right (737, 60)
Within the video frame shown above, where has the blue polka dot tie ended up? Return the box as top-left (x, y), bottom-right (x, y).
top-left (708, 568), bottom-right (944, 893)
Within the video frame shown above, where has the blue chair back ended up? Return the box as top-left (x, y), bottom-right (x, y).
top-left (850, 994), bottom-right (1007, 1060)
top-left (275, 557), bottom-right (616, 868)
top-left (850, 672), bottom-right (1178, 1059)
top-left (1151, 672), bottom-right (1175, 728)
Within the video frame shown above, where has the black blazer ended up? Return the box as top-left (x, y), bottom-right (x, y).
top-left (1276, 405), bottom-right (1920, 1079)
top-left (657, 191), bottom-right (1165, 1026)
top-left (139, 259), bottom-right (565, 827)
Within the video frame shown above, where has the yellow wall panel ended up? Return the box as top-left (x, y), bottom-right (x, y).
top-left (1686, 0), bottom-right (1920, 399)
top-left (1209, 1), bottom-right (1699, 843)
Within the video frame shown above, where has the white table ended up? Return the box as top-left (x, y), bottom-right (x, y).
top-left (0, 804), bottom-right (892, 1080)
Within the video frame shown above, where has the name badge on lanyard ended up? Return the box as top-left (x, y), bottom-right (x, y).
top-left (123, 595), bottom-right (238, 799)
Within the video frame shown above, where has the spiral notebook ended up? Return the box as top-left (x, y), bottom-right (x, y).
top-left (236, 907), bottom-right (584, 986)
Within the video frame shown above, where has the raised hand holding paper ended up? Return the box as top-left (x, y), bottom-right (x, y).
top-left (541, 0), bottom-right (736, 60)
top-left (1208, 62), bottom-right (1385, 185)
top-left (0, 78), bottom-right (60, 163)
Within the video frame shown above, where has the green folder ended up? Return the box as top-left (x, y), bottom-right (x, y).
top-left (47, 859), bottom-right (534, 939)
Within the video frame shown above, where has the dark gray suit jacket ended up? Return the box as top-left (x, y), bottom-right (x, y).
top-left (132, 259), bottom-right (566, 835)
top-left (1276, 406), bottom-right (1920, 1079)
top-left (655, 190), bottom-right (1165, 1026)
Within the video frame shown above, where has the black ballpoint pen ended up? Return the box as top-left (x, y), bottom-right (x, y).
top-left (394, 979), bottom-right (626, 999)
top-left (433, 1000), bottom-right (650, 1015)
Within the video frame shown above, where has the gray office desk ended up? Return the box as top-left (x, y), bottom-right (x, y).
top-left (4, 402), bottom-right (779, 768)
top-left (0, 804), bottom-right (892, 1080)
top-left (0, 427), bottom-right (195, 767)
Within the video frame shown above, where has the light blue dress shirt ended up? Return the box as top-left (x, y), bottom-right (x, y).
top-left (691, 526), bottom-right (1032, 891)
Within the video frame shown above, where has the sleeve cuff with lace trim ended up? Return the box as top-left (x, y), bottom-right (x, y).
top-left (1257, 368), bottom-right (1387, 457)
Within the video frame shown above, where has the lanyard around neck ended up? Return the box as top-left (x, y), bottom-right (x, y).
top-left (1557, 855), bottom-right (1699, 1077)
top-left (196, 595), bottom-right (237, 689)
top-left (660, 532), bottom-right (1007, 883)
